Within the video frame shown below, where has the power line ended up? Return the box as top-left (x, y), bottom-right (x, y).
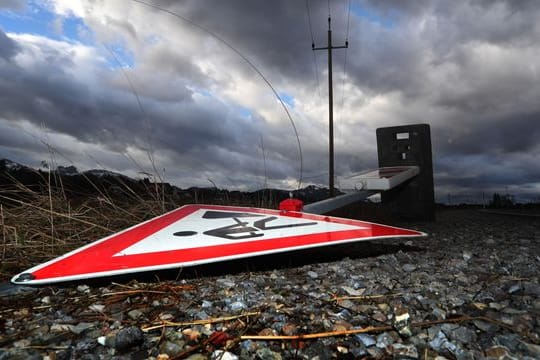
top-left (305, 0), bottom-right (315, 43)
top-left (337, 0), bottom-right (352, 136)
top-left (103, 43), bottom-right (163, 184)
top-left (130, 0), bottom-right (304, 189)
top-left (328, 0), bottom-right (331, 18)
top-left (305, 0), bottom-right (322, 101)
top-left (345, 0), bottom-right (352, 40)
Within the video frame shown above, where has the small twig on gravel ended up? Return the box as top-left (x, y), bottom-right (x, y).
top-left (0, 304), bottom-right (52, 314)
top-left (332, 292), bottom-right (404, 302)
top-left (102, 289), bottom-right (168, 296)
top-left (240, 315), bottom-right (527, 342)
top-left (240, 325), bottom-right (394, 340)
top-left (109, 282), bottom-right (195, 293)
top-left (100, 282), bottom-right (195, 305)
top-left (22, 345), bottom-right (71, 350)
top-left (110, 282), bottom-right (139, 289)
top-left (141, 311), bottom-right (261, 332)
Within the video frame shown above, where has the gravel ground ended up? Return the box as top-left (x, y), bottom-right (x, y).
top-left (1, 209), bottom-right (539, 359)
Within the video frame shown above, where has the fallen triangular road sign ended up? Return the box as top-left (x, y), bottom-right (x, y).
top-left (11, 204), bottom-right (426, 285)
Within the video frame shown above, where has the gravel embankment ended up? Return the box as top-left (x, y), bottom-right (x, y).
top-left (1, 209), bottom-right (539, 359)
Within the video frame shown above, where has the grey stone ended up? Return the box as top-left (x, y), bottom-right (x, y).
top-left (448, 326), bottom-right (477, 344)
top-left (71, 322), bottom-right (94, 335)
top-left (201, 300), bottom-right (213, 308)
top-left (128, 309), bottom-right (144, 320)
top-left (77, 285), bottom-right (90, 293)
top-left (50, 323), bottom-right (75, 333)
top-left (304, 341), bottom-right (333, 360)
top-left (392, 343), bottom-right (419, 359)
top-left (522, 282), bottom-right (540, 296)
top-left (376, 332), bottom-right (395, 348)
top-left (489, 302), bottom-right (506, 311)
top-left (55, 349), bottom-right (73, 360)
top-left (431, 306), bottom-right (447, 320)
top-left (372, 311), bottom-right (387, 323)
top-left (240, 339), bottom-right (258, 353)
top-left (341, 285), bottom-right (364, 296)
top-left (230, 300), bottom-right (247, 312)
top-left (256, 347), bottom-right (283, 360)
top-left (472, 320), bottom-right (498, 332)
top-left (429, 330), bottom-right (448, 352)
top-left (216, 278), bottom-right (235, 288)
top-left (115, 326), bottom-right (145, 352)
top-left (520, 342), bottom-right (540, 358)
top-left (160, 341), bottom-right (184, 357)
top-left (494, 334), bottom-right (521, 350)
top-left (75, 338), bottom-right (98, 353)
top-left (349, 346), bottom-right (368, 358)
top-left (429, 329), bottom-right (472, 360)
top-left (0, 284), bottom-right (38, 298)
top-left (402, 264), bottom-right (417, 273)
top-left (366, 346), bottom-right (386, 359)
top-left (355, 333), bottom-right (376, 347)
top-left (507, 283), bottom-right (522, 294)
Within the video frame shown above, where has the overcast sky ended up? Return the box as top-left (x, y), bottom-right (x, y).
top-left (0, 0), bottom-right (539, 203)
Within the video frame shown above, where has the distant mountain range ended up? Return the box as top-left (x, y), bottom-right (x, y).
top-left (0, 158), bottom-right (334, 207)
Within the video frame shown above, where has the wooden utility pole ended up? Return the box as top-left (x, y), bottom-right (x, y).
top-left (313, 17), bottom-right (348, 198)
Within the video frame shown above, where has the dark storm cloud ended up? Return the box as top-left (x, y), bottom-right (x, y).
top-left (347, 26), bottom-right (426, 97)
top-left (433, 111), bottom-right (540, 156)
top-left (363, 0), bottom-right (432, 18)
top-left (436, 150), bottom-right (540, 192)
top-left (137, 0), bottom-right (346, 84)
top-left (0, 27), bottom-right (19, 60)
top-left (0, 0), bottom-right (25, 10)
top-left (0, 59), bottom-right (128, 146)
top-left (149, 99), bottom-right (262, 155)
top-left (0, 57), bottom-right (258, 159)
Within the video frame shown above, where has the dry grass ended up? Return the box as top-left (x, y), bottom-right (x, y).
top-left (0, 177), bottom-right (181, 282)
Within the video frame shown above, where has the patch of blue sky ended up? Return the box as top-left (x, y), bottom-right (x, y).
top-left (194, 88), bottom-right (212, 98)
top-left (144, 34), bottom-right (162, 46)
top-left (0, 4), bottom-right (51, 35)
top-left (279, 92), bottom-right (295, 109)
top-left (61, 16), bottom-right (91, 43)
top-left (351, 3), bottom-right (395, 29)
top-left (0, 3), bottom-right (92, 44)
top-left (237, 105), bottom-right (253, 119)
top-left (103, 41), bottom-right (135, 69)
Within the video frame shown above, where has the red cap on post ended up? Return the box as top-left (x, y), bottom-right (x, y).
top-left (279, 198), bottom-right (304, 212)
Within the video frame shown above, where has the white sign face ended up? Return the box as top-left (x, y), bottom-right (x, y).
top-left (11, 204), bottom-right (426, 285)
top-left (116, 209), bottom-right (364, 255)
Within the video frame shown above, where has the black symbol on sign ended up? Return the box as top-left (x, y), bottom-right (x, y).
top-left (198, 211), bottom-right (318, 240)
top-left (173, 231), bottom-right (198, 237)
top-left (202, 211), bottom-right (264, 219)
top-left (203, 217), bottom-right (262, 240)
